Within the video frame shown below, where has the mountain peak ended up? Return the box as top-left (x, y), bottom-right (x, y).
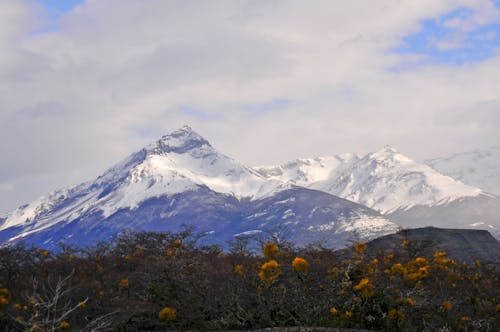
top-left (368, 145), bottom-right (408, 163)
top-left (149, 126), bottom-right (212, 155)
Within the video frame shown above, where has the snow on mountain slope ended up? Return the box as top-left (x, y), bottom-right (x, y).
top-left (0, 187), bottom-right (399, 250)
top-left (256, 146), bottom-right (482, 213)
top-left (256, 154), bottom-right (360, 188)
top-left (425, 146), bottom-right (500, 196)
top-left (0, 126), bottom-right (287, 239)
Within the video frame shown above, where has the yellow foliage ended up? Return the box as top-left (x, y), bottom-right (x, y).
top-left (258, 260), bottom-right (281, 284)
top-left (442, 300), bottom-right (452, 312)
top-left (263, 242), bottom-right (279, 259)
top-left (387, 309), bottom-right (405, 321)
top-left (391, 263), bottom-right (405, 275)
top-left (292, 257), bottom-right (309, 274)
top-left (159, 306), bottom-right (177, 321)
top-left (404, 297), bottom-right (414, 306)
top-left (119, 278), bottom-right (129, 288)
top-left (354, 278), bottom-right (375, 297)
top-left (329, 307), bottom-right (338, 314)
top-left (354, 242), bottom-right (366, 254)
top-left (13, 303), bottom-right (22, 310)
top-left (234, 264), bottom-right (244, 276)
top-left (170, 239), bottom-right (183, 248)
top-left (59, 321), bottom-right (70, 329)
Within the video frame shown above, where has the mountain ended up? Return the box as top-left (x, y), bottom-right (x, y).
top-left (425, 146), bottom-right (500, 196)
top-left (256, 146), bottom-right (482, 213)
top-left (0, 127), bottom-right (398, 249)
top-left (256, 147), bottom-right (500, 238)
top-left (364, 227), bottom-right (500, 265)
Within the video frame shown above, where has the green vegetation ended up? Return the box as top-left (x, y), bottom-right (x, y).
top-left (0, 230), bottom-right (498, 331)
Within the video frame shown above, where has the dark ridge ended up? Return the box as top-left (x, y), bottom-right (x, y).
top-left (365, 226), bottom-right (500, 265)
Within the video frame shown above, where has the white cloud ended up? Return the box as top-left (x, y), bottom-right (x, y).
top-left (1, 0), bottom-right (500, 214)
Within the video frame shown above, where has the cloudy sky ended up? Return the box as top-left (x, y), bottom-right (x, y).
top-left (1, 0), bottom-right (500, 214)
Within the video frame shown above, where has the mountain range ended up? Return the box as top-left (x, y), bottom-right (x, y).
top-left (425, 146), bottom-right (500, 196)
top-left (0, 126), bottom-right (498, 249)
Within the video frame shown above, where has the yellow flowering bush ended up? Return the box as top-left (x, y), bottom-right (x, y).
top-left (234, 264), bottom-right (244, 276)
top-left (263, 242), bottom-right (279, 259)
top-left (442, 300), bottom-right (452, 312)
top-left (258, 260), bottom-right (281, 284)
top-left (159, 306), bottom-right (176, 321)
top-left (59, 320), bottom-right (70, 329)
top-left (353, 278), bottom-right (375, 298)
top-left (292, 257), bottom-right (309, 274)
top-left (387, 309), bottom-right (405, 321)
top-left (354, 242), bottom-right (366, 254)
top-left (119, 278), bottom-right (129, 288)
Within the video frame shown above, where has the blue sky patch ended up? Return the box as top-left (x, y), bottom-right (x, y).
top-left (39, 0), bottom-right (85, 13)
top-left (393, 6), bottom-right (500, 67)
top-left (33, 0), bottom-right (85, 32)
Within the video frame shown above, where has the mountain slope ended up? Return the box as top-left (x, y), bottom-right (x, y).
top-left (1, 187), bottom-right (398, 250)
top-left (426, 146), bottom-right (500, 196)
top-left (256, 146), bottom-right (482, 213)
top-left (0, 127), bottom-right (398, 249)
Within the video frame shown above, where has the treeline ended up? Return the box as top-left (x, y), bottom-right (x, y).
top-left (0, 230), bottom-right (498, 331)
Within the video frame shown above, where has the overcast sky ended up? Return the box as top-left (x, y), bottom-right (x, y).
top-left (1, 0), bottom-right (500, 214)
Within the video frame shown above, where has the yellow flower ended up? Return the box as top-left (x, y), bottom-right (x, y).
top-left (170, 239), bottom-right (183, 248)
top-left (402, 239), bottom-right (409, 248)
top-left (387, 309), bottom-right (405, 321)
top-left (354, 242), bottom-right (366, 254)
top-left (329, 307), bottom-right (338, 314)
top-left (353, 278), bottom-right (375, 297)
top-left (258, 260), bottom-right (281, 284)
top-left (460, 316), bottom-right (471, 322)
top-left (371, 258), bottom-right (379, 265)
top-left (414, 257), bottom-right (428, 265)
top-left (0, 297), bottom-right (8, 305)
top-left (13, 303), bottom-right (22, 310)
top-left (344, 310), bottom-right (353, 319)
top-left (234, 264), bottom-right (244, 276)
top-left (442, 300), bottom-right (452, 312)
top-left (292, 257), bottom-right (309, 274)
top-left (404, 297), bottom-right (414, 306)
top-left (263, 242), bottom-right (279, 259)
top-left (59, 320), bottom-right (70, 329)
top-left (391, 263), bottom-right (405, 274)
top-left (119, 278), bottom-right (129, 288)
top-left (41, 250), bottom-right (50, 257)
top-left (159, 307), bottom-right (176, 321)
top-left (15, 315), bottom-right (23, 323)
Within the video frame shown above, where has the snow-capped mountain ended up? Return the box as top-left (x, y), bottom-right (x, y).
top-left (425, 146), bottom-right (500, 196)
top-left (0, 127), bottom-right (398, 249)
top-left (256, 146), bottom-right (482, 213)
top-left (256, 147), bottom-right (500, 238)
